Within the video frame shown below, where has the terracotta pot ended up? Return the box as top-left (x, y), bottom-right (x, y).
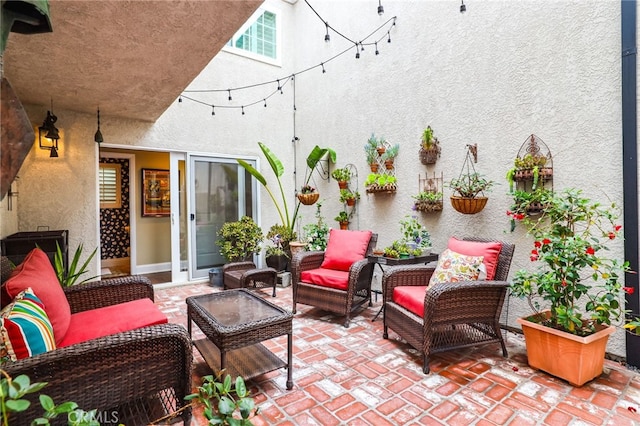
top-left (339, 221), bottom-right (349, 230)
top-left (346, 198), bottom-right (356, 207)
top-left (450, 196), bottom-right (488, 214)
top-left (376, 147), bottom-right (386, 156)
top-left (370, 163), bottom-right (379, 173)
top-left (297, 192), bottom-right (319, 205)
top-left (384, 160), bottom-right (394, 170)
top-left (338, 181), bottom-right (348, 190)
top-left (289, 241), bottom-right (307, 260)
top-left (517, 312), bottom-right (615, 386)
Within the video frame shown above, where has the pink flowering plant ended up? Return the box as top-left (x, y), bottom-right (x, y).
top-left (510, 188), bottom-right (640, 336)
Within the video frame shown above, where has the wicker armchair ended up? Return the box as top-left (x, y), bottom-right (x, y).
top-left (382, 238), bottom-right (515, 373)
top-left (222, 261), bottom-right (278, 297)
top-left (291, 230), bottom-right (378, 327)
top-left (1, 272), bottom-right (193, 426)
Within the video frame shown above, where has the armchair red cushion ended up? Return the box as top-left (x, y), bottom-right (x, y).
top-left (301, 268), bottom-right (350, 290)
top-left (447, 237), bottom-right (502, 280)
top-left (393, 286), bottom-right (428, 317)
top-left (4, 248), bottom-right (71, 345)
top-left (320, 229), bottom-right (372, 272)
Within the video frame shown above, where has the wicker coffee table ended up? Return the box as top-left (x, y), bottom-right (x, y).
top-left (186, 289), bottom-right (293, 389)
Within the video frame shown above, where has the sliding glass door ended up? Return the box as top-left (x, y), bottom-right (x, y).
top-left (188, 156), bottom-right (257, 279)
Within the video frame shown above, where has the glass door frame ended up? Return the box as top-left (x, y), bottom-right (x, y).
top-left (187, 153), bottom-right (261, 281)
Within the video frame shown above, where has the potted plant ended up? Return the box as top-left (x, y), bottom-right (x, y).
top-left (510, 188), bottom-right (639, 386)
top-left (399, 215), bottom-right (432, 255)
top-left (297, 184), bottom-right (319, 206)
top-left (381, 143), bottom-right (399, 169)
top-left (238, 143), bottom-right (335, 244)
top-left (339, 189), bottom-right (360, 206)
top-left (331, 167), bottom-right (352, 189)
top-left (334, 210), bottom-right (351, 230)
top-left (264, 229), bottom-right (290, 272)
top-left (302, 201), bottom-right (330, 251)
top-left (447, 172), bottom-right (494, 214)
top-left (419, 126), bottom-right (441, 165)
top-left (216, 216), bottom-right (264, 262)
top-left (364, 173), bottom-right (397, 193)
top-left (368, 133), bottom-right (387, 156)
top-left (412, 190), bottom-right (443, 212)
top-left (365, 135), bottom-right (380, 172)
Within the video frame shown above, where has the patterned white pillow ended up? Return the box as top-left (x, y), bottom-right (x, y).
top-left (428, 248), bottom-right (485, 287)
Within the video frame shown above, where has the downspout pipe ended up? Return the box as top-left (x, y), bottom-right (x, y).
top-left (621, 0), bottom-right (640, 369)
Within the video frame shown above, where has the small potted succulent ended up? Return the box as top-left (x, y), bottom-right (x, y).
top-left (381, 143), bottom-right (399, 169)
top-left (331, 167), bottom-right (352, 189)
top-left (334, 210), bottom-right (351, 230)
top-left (339, 189), bottom-right (360, 206)
top-left (419, 126), bottom-right (441, 165)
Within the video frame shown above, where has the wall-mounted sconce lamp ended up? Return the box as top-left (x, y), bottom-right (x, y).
top-left (38, 102), bottom-right (60, 157)
top-left (94, 108), bottom-right (103, 145)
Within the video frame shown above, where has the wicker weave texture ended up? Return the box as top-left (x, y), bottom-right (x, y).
top-left (382, 238), bottom-right (515, 373)
top-left (291, 233), bottom-right (378, 327)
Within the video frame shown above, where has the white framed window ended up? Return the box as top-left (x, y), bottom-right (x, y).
top-left (99, 163), bottom-right (122, 209)
top-left (224, 5), bottom-right (281, 66)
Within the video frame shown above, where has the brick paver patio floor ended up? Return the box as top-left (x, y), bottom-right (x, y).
top-left (155, 282), bottom-right (640, 425)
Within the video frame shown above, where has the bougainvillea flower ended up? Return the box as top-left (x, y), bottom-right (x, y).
top-left (562, 280), bottom-right (567, 287)
top-left (609, 232), bottom-right (616, 240)
top-left (530, 254), bottom-right (538, 262)
top-left (586, 247), bottom-right (595, 255)
top-left (615, 225), bottom-right (622, 231)
top-left (534, 241), bottom-right (542, 248)
top-left (506, 210), bottom-right (512, 216)
top-left (515, 213), bottom-right (525, 220)
top-left (624, 287), bottom-right (635, 295)
top-left (542, 238), bottom-right (551, 245)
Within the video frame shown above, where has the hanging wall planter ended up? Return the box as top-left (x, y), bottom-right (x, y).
top-left (419, 126), bottom-right (441, 165)
top-left (297, 191), bottom-right (320, 205)
top-left (448, 144), bottom-right (494, 214)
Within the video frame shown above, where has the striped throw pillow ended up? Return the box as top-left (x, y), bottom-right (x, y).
top-left (0, 287), bottom-right (56, 363)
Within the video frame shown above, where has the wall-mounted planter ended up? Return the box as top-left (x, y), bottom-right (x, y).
top-left (450, 196), bottom-right (488, 214)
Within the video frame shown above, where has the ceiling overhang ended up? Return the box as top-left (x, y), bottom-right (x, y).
top-left (2, 0), bottom-right (264, 122)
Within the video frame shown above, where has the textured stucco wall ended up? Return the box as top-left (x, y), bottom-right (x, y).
top-left (5, 0), bottom-right (636, 357)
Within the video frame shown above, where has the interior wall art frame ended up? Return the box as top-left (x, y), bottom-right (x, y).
top-left (142, 168), bottom-right (170, 217)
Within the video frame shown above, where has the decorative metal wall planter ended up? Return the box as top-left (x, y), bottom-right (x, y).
top-left (419, 126), bottom-right (441, 165)
top-left (448, 145), bottom-right (494, 215)
top-left (413, 173), bottom-right (444, 213)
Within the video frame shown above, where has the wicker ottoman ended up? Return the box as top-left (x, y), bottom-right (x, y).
top-left (222, 261), bottom-right (278, 297)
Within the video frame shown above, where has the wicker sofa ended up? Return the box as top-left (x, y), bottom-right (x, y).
top-left (0, 253), bottom-right (192, 425)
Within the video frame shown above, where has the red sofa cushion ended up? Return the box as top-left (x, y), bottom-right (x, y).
top-left (393, 286), bottom-right (428, 317)
top-left (4, 248), bottom-right (71, 345)
top-left (320, 229), bottom-right (372, 272)
top-left (447, 237), bottom-right (503, 280)
top-left (58, 298), bottom-right (168, 347)
top-left (301, 268), bottom-right (350, 290)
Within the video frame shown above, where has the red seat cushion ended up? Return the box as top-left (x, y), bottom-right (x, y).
top-left (58, 298), bottom-right (168, 347)
top-left (4, 248), bottom-right (71, 345)
top-left (447, 237), bottom-right (503, 280)
top-left (320, 229), bottom-right (372, 272)
top-left (301, 268), bottom-right (350, 290)
top-left (393, 286), bottom-right (428, 317)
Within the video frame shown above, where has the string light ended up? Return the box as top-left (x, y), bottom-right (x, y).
top-left (211, 105), bottom-right (215, 115)
top-left (179, 6), bottom-right (398, 116)
top-left (378, 0), bottom-right (384, 16)
top-left (460, 0), bottom-right (466, 13)
top-left (324, 22), bottom-right (330, 42)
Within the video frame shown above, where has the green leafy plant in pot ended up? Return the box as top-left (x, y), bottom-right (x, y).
top-left (510, 188), bottom-right (639, 385)
top-left (216, 216), bottom-right (264, 262)
top-left (237, 143), bottom-right (336, 245)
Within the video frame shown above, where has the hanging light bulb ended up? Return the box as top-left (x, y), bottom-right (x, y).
top-left (241, 106), bottom-right (245, 115)
top-left (264, 99), bottom-right (267, 107)
top-left (387, 31), bottom-right (391, 43)
top-left (324, 22), bottom-right (330, 42)
top-left (211, 105), bottom-right (215, 116)
top-left (321, 63), bottom-right (326, 73)
top-left (460, 0), bottom-right (466, 13)
top-left (178, 96), bottom-right (182, 103)
top-left (355, 43), bottom-right (360, 59)
top-left (375, 42), bottom-right (379, 55)
top-left (378, 0), bottom-right (384, 15)
top-left (228, 89), bottom-right (232, 101)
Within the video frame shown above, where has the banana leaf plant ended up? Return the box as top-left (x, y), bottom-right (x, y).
top-left (237, 142), bottom-right (336, 235)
